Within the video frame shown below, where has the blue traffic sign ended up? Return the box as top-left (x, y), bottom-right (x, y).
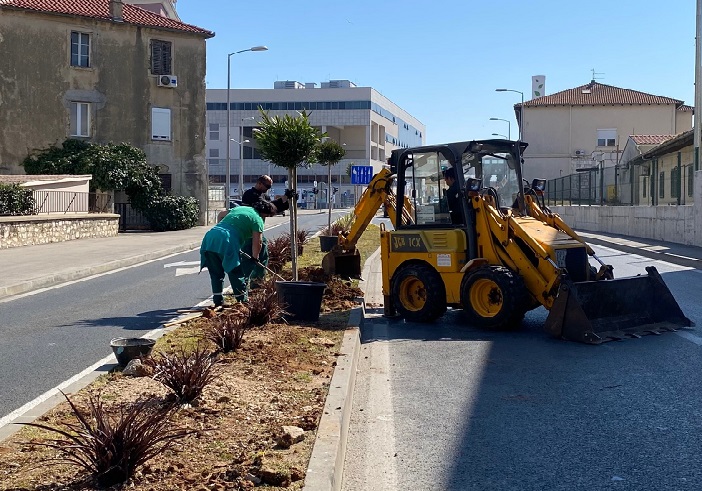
top-left (351, 165), bottom-right (374, 185)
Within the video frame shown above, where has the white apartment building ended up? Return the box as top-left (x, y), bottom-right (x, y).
top-left (205, 80), bottom-right (425, 204)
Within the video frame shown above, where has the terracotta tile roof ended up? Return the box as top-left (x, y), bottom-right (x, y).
top-left (0, 0), bottom-right (214, 37)
top-left (522, 82), bottom-right (685, 108)
top-left (630, 135), bottom-right (675, 146)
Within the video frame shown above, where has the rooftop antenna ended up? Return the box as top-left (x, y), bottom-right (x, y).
top-left (590, 68), bottom-right (605, 83)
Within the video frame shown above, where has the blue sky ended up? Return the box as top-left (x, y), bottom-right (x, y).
top-left (177, 0), bottom-right (695, 145)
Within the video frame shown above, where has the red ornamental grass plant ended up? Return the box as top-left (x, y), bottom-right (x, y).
top-left (247, 277), bottom-right (285, 326)
top-left (204, 306), bottom-right (253, 352)
top-left (20, 392), bottom-right (189, 488)
top-left (145, 342), bottom-right (220, 404)
top-left (266, 234), bottom-right (291, 273)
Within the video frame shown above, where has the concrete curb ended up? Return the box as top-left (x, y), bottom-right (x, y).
top-left (303, 302), bottom-right (364, 491)
top-left (0, 241), bottom-right (201, 300)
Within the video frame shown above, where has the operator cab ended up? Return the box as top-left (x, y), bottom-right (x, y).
top-left (390, 139), bottom-right (528, 228)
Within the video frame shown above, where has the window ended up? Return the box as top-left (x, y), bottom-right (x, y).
top-left (659, 171), bottom-right (665, 199)
top-left (70, 31), bottom-right (90, 67)
top-left (70, 102), bottom-right (90, 137)
top-left (209, 123), bottom-right (219, 141)
top-left (597, 129), bottom-right (617, 147)
top-left (151, 107), bottom-right (171, 141)
top-left (209, 148), bottom-right (219, 158)
top-left (150, 39), bottom-right (172, 75)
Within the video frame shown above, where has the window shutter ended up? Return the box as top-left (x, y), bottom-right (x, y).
top-left (150, 40), bottom-right (172, 75)
top-left (152, 107), bottom-right (171, 141)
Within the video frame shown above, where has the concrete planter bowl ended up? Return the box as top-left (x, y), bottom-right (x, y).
top-left (110, 337), bottom-right (156, 367)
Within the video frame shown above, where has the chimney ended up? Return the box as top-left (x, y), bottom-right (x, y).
top-left (110, 0), bottom-right (124, 22)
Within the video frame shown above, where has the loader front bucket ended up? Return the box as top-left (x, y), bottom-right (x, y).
top-left (545, 266), bottom-right (692, 344)
top-left (322, 247), bottom-right (362, 279)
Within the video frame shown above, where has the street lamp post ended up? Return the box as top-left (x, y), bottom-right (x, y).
top-left (239, 116), bottom-right (256, 197)
top-left (491, 133), bottom-right (508, 139)
top-left (495, 89), bottom-right (524, 141)
top-left (489, 117), bottom-right (511, 140)
top-left (229, 138), bottom-right (249, 203)
top-left (226, 45), bottom-right (268, 209)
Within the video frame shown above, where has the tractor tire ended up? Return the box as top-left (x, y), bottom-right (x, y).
top-left (391, 263), bottom-right (446, 323)
top-left (461, 266), bottom-right (527, 330)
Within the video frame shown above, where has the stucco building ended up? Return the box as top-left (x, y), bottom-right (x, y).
top-left (205, 80), bottom-right (425, 202)
top-left (516, 81), bottom-right (692, 182)
top-left (0, 0), bottom-right (213, 224)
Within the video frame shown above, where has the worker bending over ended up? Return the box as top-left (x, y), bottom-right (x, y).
top-left (200, 201), bottom-right (277, 306)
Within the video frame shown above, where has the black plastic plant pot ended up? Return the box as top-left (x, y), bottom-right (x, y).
top-left (319, 235), bottom-right (338, 252)
top-left (110, 337), bottom-right (156, 367)
top-left (275, 281), bottom-right (326, 322)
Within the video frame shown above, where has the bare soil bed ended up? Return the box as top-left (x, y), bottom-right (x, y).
top-left (0, 224), bottom-right (377, 491)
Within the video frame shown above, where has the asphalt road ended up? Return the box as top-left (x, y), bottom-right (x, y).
top-left (343, 243), bottom-right (702, 491)
top-left (0, 210), bottom-right (345, 422)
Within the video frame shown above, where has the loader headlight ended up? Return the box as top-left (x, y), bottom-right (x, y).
top-left (531, 178), bottom-right (546, 192)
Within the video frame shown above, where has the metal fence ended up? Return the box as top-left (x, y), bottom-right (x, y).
top-left (114, 203), bottom-right (151, 232)
top-left (28, 191), bottom-right (114, 214)
top-left (545, 163), bottom-right (695, 206)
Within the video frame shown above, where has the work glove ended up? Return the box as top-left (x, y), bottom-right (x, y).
top-left (284, 189), bottom-right (299, 201)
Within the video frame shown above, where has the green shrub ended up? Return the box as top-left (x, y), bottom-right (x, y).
top-left (21, 139), bottom-right (199, 231)
top-left (0, 183), bottom-right (35, 216)
top-left (143, 195), bottom-right (199, 231)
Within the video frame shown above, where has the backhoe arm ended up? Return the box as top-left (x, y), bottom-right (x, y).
top-left (339, 168), bottom-right (398, 250)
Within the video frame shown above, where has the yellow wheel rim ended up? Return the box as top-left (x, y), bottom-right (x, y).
top-left (398, 276), bottom-right (427, 312)
top-left (469, 278), bottom-right (503, 318)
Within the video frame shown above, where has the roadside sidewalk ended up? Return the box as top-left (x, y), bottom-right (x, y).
top-left (0, 210), bottom-right (318, 301)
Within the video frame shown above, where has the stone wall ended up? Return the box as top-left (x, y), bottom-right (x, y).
top-left (0, 214), bottom-right (120, 249)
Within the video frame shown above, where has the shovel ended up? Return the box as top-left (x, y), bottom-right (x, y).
top-left (239, 249), bottom-right (286, 281)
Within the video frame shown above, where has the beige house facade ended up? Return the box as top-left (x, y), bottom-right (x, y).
top-left (517, 81), bottom-right (692, 183)
top-left (0, 0), bottom-right (213, 224)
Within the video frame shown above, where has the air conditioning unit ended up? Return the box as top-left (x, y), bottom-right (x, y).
top-left (157, 75), bottom-right (178, 88)
top-left (573, 149), bottom-right (586, 157)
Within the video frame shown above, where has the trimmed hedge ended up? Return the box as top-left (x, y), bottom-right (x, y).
top-left (0, 183), bottom-right (35, 216)
top-left (143, 195), bottom-right (199, 232)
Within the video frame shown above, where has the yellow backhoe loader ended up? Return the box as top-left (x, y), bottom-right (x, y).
top-left (322, 139), bottom-right (692, 344)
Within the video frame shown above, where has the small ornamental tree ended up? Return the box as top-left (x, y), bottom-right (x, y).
top-left (313, 139), bottom-right (346, 235)
top-left (254, 110), bottom-right (322, 280)
top-left (21, 139), bottom-right (198, 231)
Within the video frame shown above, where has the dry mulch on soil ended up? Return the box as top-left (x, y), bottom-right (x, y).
top-left (0, 285), bottom-right (357, 490)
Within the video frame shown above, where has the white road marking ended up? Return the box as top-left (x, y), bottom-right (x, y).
top-left (664, 253), bottom-right (699, 261)
top-left (677, 331), bottom-right (702, 346)
top-left (164, 260), bottom-right (200, 268)
top-left (0, 353), bottom-right (115, 429)
top-left (175, 266), bottom-right (201, 276)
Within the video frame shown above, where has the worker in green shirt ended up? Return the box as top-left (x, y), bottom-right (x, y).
top-left (200, 201), bottom-right (277, 306)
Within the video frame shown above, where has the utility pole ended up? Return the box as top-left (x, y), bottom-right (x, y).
top-left (695, 0), bottom-right (702, 170)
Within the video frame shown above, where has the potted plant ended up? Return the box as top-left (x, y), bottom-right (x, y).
top-left (313, 139), bottom-right (346, 251)
top-left (254, 109), bottom-right (326, 321)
